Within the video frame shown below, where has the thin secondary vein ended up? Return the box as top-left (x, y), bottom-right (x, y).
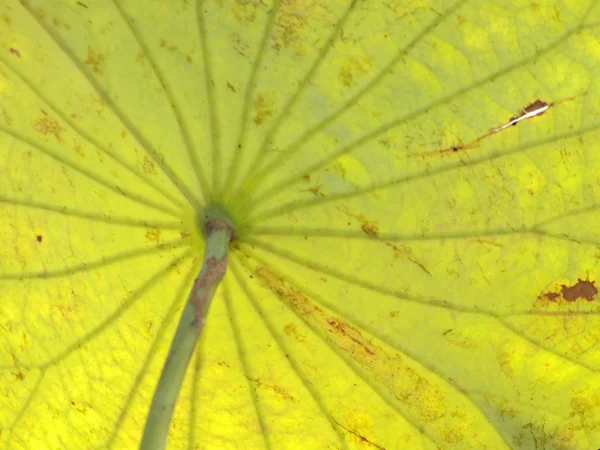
top-left (239, 29), bottom-right (588, 217)
top-left (226, 0), bottom-right (358, 197)
top-left (108, 259), bottom-right (200, 448)
top-left (19, 1), bottom-right (202, 210)
top-left (230, 257), bottom-right (347, 450)
top-left (222, 278), bottom-right (272, 450)
top-left (222, 0), bottom-right (282, 201)
top-left (38, 248), bottom-right (195, 370)
top-left (0, 195), bottom-right (183, 229)
top-left (195, 0), bottom-right (223, 200)
top-left (0, 239), bottom-right (187, 280)
top-left (0, 55), bottom-right (186, 211)
top-left (0, 125), bottom-right (183, 219)
top-left (242, 123), bottom-right (600, 227)
top-left (114, 0), bottom-right (211, 203)
top-left (233, 254), bottom-right (444, 450)
top-left (234, 0), bottom-right (468, 200)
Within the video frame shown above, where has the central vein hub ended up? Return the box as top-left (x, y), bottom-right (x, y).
top-left (201, 204), bottom-right (238, 243)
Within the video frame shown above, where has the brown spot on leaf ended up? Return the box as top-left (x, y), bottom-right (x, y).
top-left (536, 278), bottom-right (597, 306)
top-left (86, 46), bottom-right (104, 74)
top-left (337, 205), bottom-right (379, 238)
top-left (145, 228), bottom-right (161, 244)
top-left (252, 92), bottom-right (276, 125)
top-left (33, 115), bottom-right (64, 142)
top-left (561, 279), bottom-right (597, 302)
top-left (415, 94), bottom-right (585, 158)
top-left (159, 39), bottom-right (178, 52)
top-left (283, 322), bottom-right (296, 335)
top-left (254, 265), bottom-right (447, 422)
top-left (303, 184), bottom-right (324, 197)
top-left (9, 48), bottom-right (21, 58)
top-left (334, 420), bottom-right (385, 450)
top-left (14, 371), bottom-right (25, 381)
top-left (231, 32), bottom-right (250, 57)
top-left (76, 1), bottom-right (89, 8)
top-left (384, 242), bottom-right (431, 275)
top-left (52, 17), bottom-right (71, 30)
top-left (250, 378), bottom-right (297, 402)
top-left (272, 0), bottom-right (336, 56)
top-left (339, 56), bottom-right (373, 87)
top-left (36, 235), bottom-right (43, 243)
top-left (361, 221), bottom-right (378, 238)
top-left (232, 0), bottom-right (257, 22)
top-left (142, 156), bottom-right (157, 174)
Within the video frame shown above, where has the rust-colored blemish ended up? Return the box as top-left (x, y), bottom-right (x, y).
top-left (339, 56), bottom-right (373, 87)
top-left (414, 94), bottom-right (585, 158)
top-left (249, 377), bottom-right (297, 402)
top-left (180, 231), bottom-right (191, 240)
top-left (257, 266), bottom-right (377, 357)
top-left (190, 255), bottom-right (229, 332)
top-left (302, 184), bottom-right (325, 197)
top-left (160, 39), bottom-right (178, 52)
top-left (33, 114), bottom-right (64, 142)
top-left (232, 0), bottom-right (257, 23)
top-left (283, 322), bottom-right (297, 335)
top-left (337, 205), bottom-right (379, 238)
top-left (36, 235), bottom-right (43, 243)
top-left (52, 17), bottom-right (72, 30)
top-left (226, 81), bottom-right (237, 92)
top-left (145, 228), bottom-right (161, 244)
top-left (536, 278), bottom-right (597, 306)
top-left (231, 32), bottom-right (250, 57)
top-left (271, 0), bottom-right (334, 56)
top-left (561, 279), bottom-right (597, 302)
top-left (142, 156), bottom-right (157, 174)
top-left (334, 420), bottom-right (385, 450)
top-left (384, 242), bottom-right (431, 275)
top-left (9, 48), bottom-right (21, 58)
top-left (76, 1), bottom-right (88, 8)
top-left (252, 92), bottom-right (276, 125)
top-left (254, 265), bottom-right (447, 421)
top-left (86, 46), bottom-right (104, 74)
top-left (327, 319), bottom-right (375, 356)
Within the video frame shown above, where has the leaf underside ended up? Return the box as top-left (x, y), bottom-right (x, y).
top-left (1, 0), bottom-right (600, 449)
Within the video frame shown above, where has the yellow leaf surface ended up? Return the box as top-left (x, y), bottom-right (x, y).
top-left (2, 0), bottom-right (600, 449)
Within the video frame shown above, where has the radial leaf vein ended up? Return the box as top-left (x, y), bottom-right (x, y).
top-left (0, 125), bottom-right (183, 218)
top-left (19, 1), bottom-right (202, 210)
top-left (230, 258), bottom-right (347, 449)
top-left (0, 195), bottom-right (184, 229)
top-left (0, 55), bottom-right (186, 211)
top-left (226, 0), bottom-right (359, 196)
top-left (107, 258), bottom-right (201, 448)
top-left (0, 239), bottom-right (187, 280)
top-left (222, 0), bottom-right (282, 200)
top-left (233, 254), bottom-right (445, 450)
top-left (242, 123), bottom-right (600, 227)
top-left (114, 0), bottom-right (211, 203)
top-left (239, 28), bottom-right (592, 217)
top-left (222, 279), bottom-right (272, 450)
top-left (195, 0), bottom-right (223, 200)
top-left (37, 248), bottom-right (194, 370)
top-left (234, 0), bottom-right (469, 198)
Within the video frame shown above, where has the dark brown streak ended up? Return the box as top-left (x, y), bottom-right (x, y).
top-left (413, 93), bottom-right (586, 158)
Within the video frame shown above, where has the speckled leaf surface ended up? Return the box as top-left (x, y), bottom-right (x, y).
top-left (1, 0), bottom-right (600, 449)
